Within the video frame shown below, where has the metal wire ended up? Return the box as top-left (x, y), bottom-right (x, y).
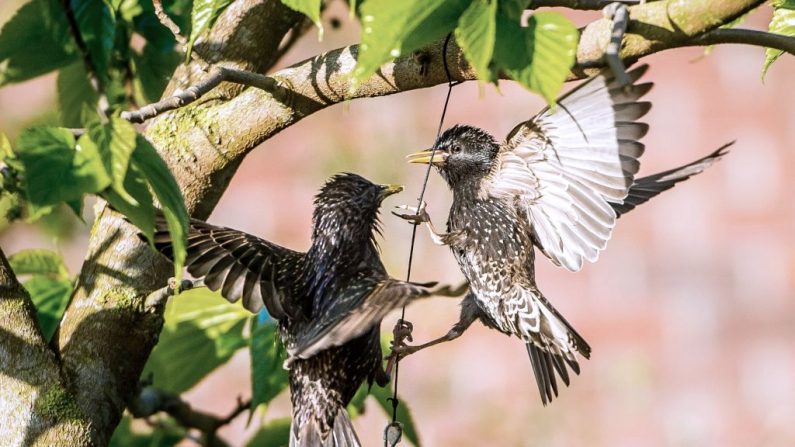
top-left (388, 33), bottom-right (458, 429)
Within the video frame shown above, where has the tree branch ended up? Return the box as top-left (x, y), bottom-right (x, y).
top-left (531, 0), bottom-right (643, 9)
top-left (121, 66), bottom-right (287, 123)
top-left (686, 28), bottom-right (795, 55)
top-left (0, 246), bottom-right (92, 445)
top-left (129, 386), bottom-right (249, 447)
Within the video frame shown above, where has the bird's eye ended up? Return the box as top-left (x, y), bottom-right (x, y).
top-left (451, 145), bottom-right (462, 154)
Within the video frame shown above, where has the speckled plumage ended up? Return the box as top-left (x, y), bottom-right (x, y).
top-left (404, 65), bottom-right (728, 405)
top-left (153, 173), bottom-right (432, 447)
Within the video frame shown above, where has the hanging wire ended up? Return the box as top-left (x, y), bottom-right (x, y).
top-left (385, 33), bottom-right (459, 445)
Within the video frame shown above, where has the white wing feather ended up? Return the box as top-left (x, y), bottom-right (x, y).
top-left (486, 65), bottom-right (653, 271)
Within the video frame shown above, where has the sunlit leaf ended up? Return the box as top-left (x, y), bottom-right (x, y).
top-left (143, 288), bottom-right (250, 393)
top-left (16, 127), bottom-right (111, 208)
top-left (246, 417), bottom-right (291, 447)
top-left (493, 12), bottom-right (578, 104)
top-left (455, 0), bottom-right (497, 80)
top-left (187, 0), bottom-right (233, 60)
top-left (280, 0), bottom-right (323, 39)
top-left (355, 0), bottom-right (469, 84)
top-left (88, 116), bottom-right (138, 203)
top-left (0, 0), bottom-right (78, 85)
top-left (103, 164), bottom-right (155, 244)
top-left (130, 136), bottom-right (188, 281)
top-left (250, 318), bottom-right (289, 412)
top-left (762, 0), bottom-right (795, 79)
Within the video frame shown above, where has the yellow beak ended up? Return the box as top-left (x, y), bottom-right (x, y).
top-left (380, 184), bottom-right (404, 197)
top-left (406, 149), bottom-right (448, 165)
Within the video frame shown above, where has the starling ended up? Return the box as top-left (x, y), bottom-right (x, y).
top-left (394, 65), bottom-right (730, 404)
top-left (152, 173), bottom-right (442, 447)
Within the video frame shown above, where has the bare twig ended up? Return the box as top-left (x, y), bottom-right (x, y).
top-left (686, 28), bottom-right (795, 56)
top-left (144, 278), bottom-right (204, 311)
top-left (129, 386), bottom-right (251, 447)
top-left (120, 66), bottom-right (285, 123)
top-left (531, 0), bottom-right (644, 9)
top-left (59, 0), bottom-right (109, 114)
top-left (153, 0), bottom-right (187, 46)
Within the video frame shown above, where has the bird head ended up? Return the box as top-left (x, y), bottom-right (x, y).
top-left (407, 124), bottom-right (500, 189)
top-left (311, 173), bottom-right (403, 250)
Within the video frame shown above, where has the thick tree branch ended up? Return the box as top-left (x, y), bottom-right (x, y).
top-left (0, 246), bottom-right (92, 445)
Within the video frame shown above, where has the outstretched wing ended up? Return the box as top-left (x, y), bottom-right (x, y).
top-left (288, 279), bottom-right (432, 361)
top-left (153, 217), bottom-right (304, 318)
top-left (485, 65), bottom-right (652, 271)
top-left (611, 142), bottom-right (732, 217)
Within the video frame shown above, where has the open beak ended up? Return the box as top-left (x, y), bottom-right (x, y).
top-left (406, 148), bottom-right (448, 166)
top-left (380, 184), bottom-right (404, 198)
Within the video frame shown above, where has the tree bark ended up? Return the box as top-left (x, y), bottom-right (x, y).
top-left (0, 0), bottom-right (773, 444)
top-left (0, 247), bottom-right (92, 445)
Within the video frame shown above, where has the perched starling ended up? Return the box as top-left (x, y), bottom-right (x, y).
top-left (152, 173), bottom-right (442, 447)
top-left (394, 65), bottom-right (730, 404)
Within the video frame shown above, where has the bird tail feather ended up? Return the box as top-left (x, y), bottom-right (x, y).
top-left (523, 293), bottom-right (591, 406)
top-left (290, 408), bottom-right (361, 447)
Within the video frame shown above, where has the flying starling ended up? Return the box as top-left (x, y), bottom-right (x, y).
top-left (151, 173), bottom-right (447, 447)
top-left (394, 65), bottom-right (731, 404)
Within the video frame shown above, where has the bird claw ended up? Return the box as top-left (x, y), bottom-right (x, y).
top-left (392, 319), bottom-right (414, 345)
top-left (391, 202), bottom-right (430, 225)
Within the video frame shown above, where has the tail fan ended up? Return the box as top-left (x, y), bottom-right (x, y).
top-left (524, 294), bottom-right (591, 405)
top-left (290, 408), bottom-right (361, 447)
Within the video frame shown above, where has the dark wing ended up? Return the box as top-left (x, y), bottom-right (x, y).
top-left (287, 279), bottom-right (432, 360)
top-left (485, 65), bottom-right (652, 271)
top-left (153, 216), bottom-right (303, 318)
top-left (611, 142), bottom-right (732, 217)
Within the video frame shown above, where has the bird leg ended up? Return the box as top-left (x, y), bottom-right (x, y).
top-left (388, 308), bottom-right (477, 359)
top-left (377, 319), bottom-right (415, 385)
top-left (603, 1), bottom-right (634, 87)
top-left (392, 202), bottom-right (452, 246)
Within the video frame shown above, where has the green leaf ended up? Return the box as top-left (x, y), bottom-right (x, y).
top-left (8, 249), bottom-right (69, 279)
top-left (22, 276), bottom-right (72, 341)
top-left (131, 44), bottom-right (181, 104)
top-left (130, 136), bottom-right (188, 281)
top-left (370, 384), bottom-right (421, 447)
top-left (493, 11), bottom-right (578, 104)
top-left (280, 0), bottom-right (323, 39)
top-left (70, 0), bottom-right (116, 85)
top-left (355, 0), bottom-right (470, 83)
top-left (250, 318), bottom-right (289, 412)
top-left (57, 62), bottom-right (100, 128)
top-left (16, 127), bottom-right (111, 208)
top-left (143, 288), bottom-right (250, 393)
top-left (762, 0), bottom-right (795, 79)
top-left (103, 164), bottom-right (155, 243)
top-left (187, 0), bottom-right (234, 60)
top-left (246, 417), bottom-right (291, 447)
top-left (88, 116), bottom-right (138, 202)
top-left (0, 0), bottom-right (78, 85)
top-left (346, 383), bottom-right (369, 418)
top-left (455, 0), bottom-right (497, 80)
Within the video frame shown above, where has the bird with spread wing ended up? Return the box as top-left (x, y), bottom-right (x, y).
top-left (151, 173), bottom-right (463, 447)
top-left (393, 65), bottom-right (731, 405)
